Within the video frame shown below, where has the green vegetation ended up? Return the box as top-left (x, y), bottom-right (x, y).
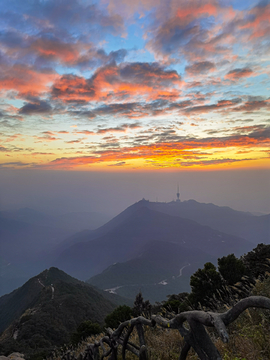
top-left (218, 254), bottom-right (246, 285)
top-left (63, 276), bottom-right (270, 360)
top-left (71, 320), bottom-right (101, 345)
top-left (190, 262), bottom-right (223, 307)
top-left (0, 268), bottom-right (117, 359)
top-left (1, 244), bottom-right (270, 360)
top-left (187, 244), bottom-right (270, 310)
top-left (105, 305), bottom-right (133, 329)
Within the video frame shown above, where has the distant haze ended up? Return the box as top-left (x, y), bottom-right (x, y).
top-left (0, 168), bottom-right (269, 216)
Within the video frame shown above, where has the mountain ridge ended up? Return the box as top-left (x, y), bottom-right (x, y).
top-left (54, 205), bottom-right (253, 281)
top-left (0, 267), bottom-right (131, 358)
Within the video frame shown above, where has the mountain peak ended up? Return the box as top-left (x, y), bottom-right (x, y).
top-left (36, 266), bottom-right (81, 286)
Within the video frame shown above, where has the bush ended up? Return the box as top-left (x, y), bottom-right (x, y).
top-left (71, 320), bottom-right (101, 345)
top-left (218, 254), bottom-right (246, 285)
top-left (105, 305), bottom-right (133, 329)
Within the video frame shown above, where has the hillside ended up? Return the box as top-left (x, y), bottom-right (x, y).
top-left (54, 199), bottom-right (269, 256)
top-left (88, 240), bottom-right (217, 302)
top-left (54, 206), bottom-right (252, 281)
top-left (64, 277), bottom-right (270, 360)
top-left (139, 199), bottom-right (270, 244)
top-left (0, 268), bottom-right (126, 358)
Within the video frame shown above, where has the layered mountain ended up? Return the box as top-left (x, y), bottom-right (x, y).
top-left (0, 215), bottom-right (75, 263)
top-left (54, 199), bottom-right (269, 256)
top-left (54, 205), bottom-right (253, 281)
top-left (0, 267), bottom-right (126, 357)
top-left (0, 213), bottom-right (76, 296)
top-left (0, 207), bottom-right (111, 232)
top-left (88, 240), bottom-right (217, 302)
top-left (124, 200), bottom-right (270, 244)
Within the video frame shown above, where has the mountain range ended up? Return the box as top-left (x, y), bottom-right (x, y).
top-left (52, 199), bottom-right (267, 301)
top-left (1, 199), bottom-right (269, 301)
top-left (0, 209), bottom-right (110, 296)
top-left (0, 267), bottom-right (128, 358)
top-left (56, 204), bottom-right (252, 279)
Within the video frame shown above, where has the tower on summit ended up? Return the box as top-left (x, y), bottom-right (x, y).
top-left (176, 184), bottom-right (180, 202)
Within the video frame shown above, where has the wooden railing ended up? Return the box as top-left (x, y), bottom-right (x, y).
top-left (61, 296), bottom-right (270, 360)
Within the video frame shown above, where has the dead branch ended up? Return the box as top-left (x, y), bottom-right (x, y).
top-left (61, 296), bottom-right (270, 360)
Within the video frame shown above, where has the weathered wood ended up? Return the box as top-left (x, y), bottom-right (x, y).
top-left (179, 342), bottom-right (190, 360)
top-left (121, 324), bottom-right (135, 359)
top-left (221, 295), bottom-right (270, 325)
top-left (139, 345), bottom-right (147, 360)
top-left (61, 296), bottom-right (270, 360)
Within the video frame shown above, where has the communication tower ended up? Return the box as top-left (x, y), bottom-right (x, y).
top-left (176, 184), bottom-right (180, 202)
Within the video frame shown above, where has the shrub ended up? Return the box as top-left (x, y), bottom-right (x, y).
top-left (105, 305), bottom-right (133, 329)
top-left (71, 320), bottom-right (101, 345)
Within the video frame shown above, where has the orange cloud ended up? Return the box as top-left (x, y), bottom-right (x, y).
top-left (0, 64), bottom-right (58, 97)
top-left (34, 131), bottom-right (59, 142)
top-left (44, 126), bottom-right (270, 169)
top-left (241, 3), bottom-right (270, 39)
top-left (51, 62), bottom-right (182, 104)
top-left (177, 3), bottom-right (218, 19)
top-left (51, 74), bottom-right (95, 103)
top-left (225, 68), bottom-right (254, 81)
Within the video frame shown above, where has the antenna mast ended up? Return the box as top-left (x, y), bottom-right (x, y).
top-left (176, 184), bottom-right (180, 202)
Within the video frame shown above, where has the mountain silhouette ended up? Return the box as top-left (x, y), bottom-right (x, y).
top-left (54, 204), bottom-right (253, 281)
top-left (0, 267), bottom-right (127, 357)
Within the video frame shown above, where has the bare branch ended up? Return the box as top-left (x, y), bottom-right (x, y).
top-left (61, 296), bottom-right (270, 360)
top-left (221, 295), bottom-right (270, 325)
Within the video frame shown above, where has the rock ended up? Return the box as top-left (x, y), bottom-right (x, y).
top-left (0, 356), bottom-right (8, 360)
top-left (8, 353), bottom-right (24, 360)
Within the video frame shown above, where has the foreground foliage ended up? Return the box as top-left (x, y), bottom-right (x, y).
top-left (56, 294), bottom-right (270, 360)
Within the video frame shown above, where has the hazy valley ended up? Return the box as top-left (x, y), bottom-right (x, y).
top-left (1, 197), bottom-right (270, 359)
top-left (1, 199), bottom-right (269, 300)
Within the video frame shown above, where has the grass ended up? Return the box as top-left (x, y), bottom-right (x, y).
top-left (52, 277), bottom-right (270, 360)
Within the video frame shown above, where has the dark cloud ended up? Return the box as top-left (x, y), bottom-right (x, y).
top-left (185, 61), bottom-right (215, 75)
top-left (0, 145), bottom-right (8, 152)
top-left (0, 161), bottom-right (34, 167)
top-left (19, 99), bottom-right (52, 115)
top-left (183, 98), bottom-right (242, 114)
top-left (108, 161), bottom-right (126, 166)
top-left (247, 125), bottom-right (270, 139)
top-left (149, 17), bottom-right (198, 56)
top-left (119, 62), bottom-right (181, 87)
top-left (233, 100), bottom-right (269, 113)
top-left (180, 158), bottom-right (252, 167)
top-left (97, 123), bottom-right (140, 134)
top-left (6, 0), bottom-right (125, 38)
top-left (0, 30), bottom-right (25, 48)
top-left (35, 131), bottom-right (59, 141)
top-left (94, 103), bottom-right (142, 118)
top-left (96, 48), bottom-right (128, 64)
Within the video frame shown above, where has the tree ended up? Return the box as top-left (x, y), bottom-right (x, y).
top-left (71, 320), bottom-right (101, 345)
top-left (189, 262), bottom-right (223, 308)
top-left (218, 253), bottom-right (246, 285)
top-left (163, 293), bottom-right (189, 313)
top-left (242, 243), bottom-right (270, 278)
top-left (133, 292), bottom-right (152, 318)
top-left (105, 305), bottom-right (133, 329)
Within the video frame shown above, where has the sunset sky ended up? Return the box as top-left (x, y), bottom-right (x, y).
top-left (0, 0), bottom-right (269, 171)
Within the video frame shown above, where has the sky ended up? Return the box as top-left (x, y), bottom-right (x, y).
top-left (0, 0), bottom-right (269, 214)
